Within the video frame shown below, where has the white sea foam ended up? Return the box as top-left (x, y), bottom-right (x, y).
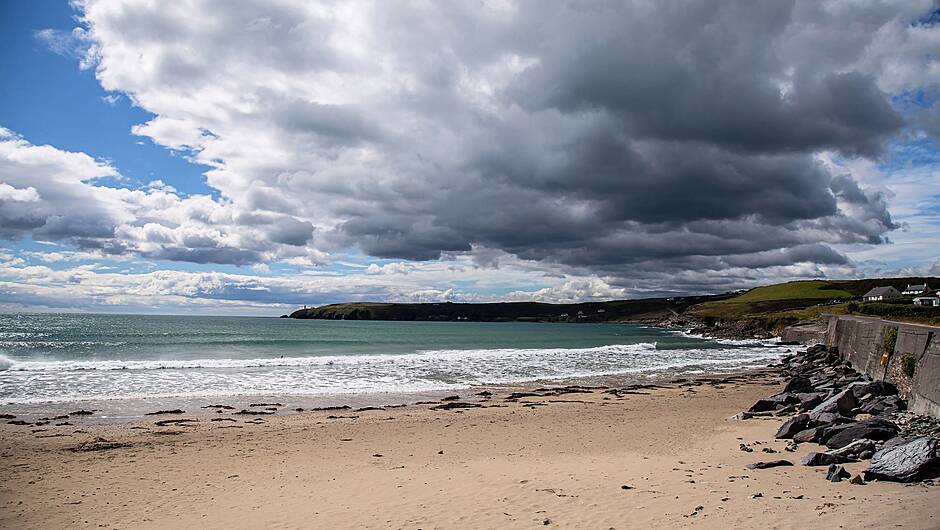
top-left (0, 342), bottom-right (785, 404)
top-left (0, 353), bottom-right (14, 371)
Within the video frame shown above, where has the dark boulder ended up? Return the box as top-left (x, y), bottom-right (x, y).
top-left (793, 427), bottom-right (824, 443)
top-left (802, 452), bottom-right (852, 466)
top-left (810, 412), bottom-right (850, 428)
top-left (745, 460), bottom-right (793, 470)
top-left (864, 437), bottom-right (939, 483)
top-left (849, 381), bottom-right (897, 400)
top-left (809, 389), bottom-right (857, 420)
top-left (775, 414), bottom-right (810, 439)
top-left (795, 392), bottom-right (825, 411)
top-left (784, 376), bottom-right (813, 393)
top-left (824, 418), bottom-right (899, 450)
top-left (827, 465), bottom-right (851, 482)
top-left (747, 399), bottom-right (779, 413)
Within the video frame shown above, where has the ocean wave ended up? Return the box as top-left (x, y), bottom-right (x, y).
top-left (0, 342), bottom-right (660, 372)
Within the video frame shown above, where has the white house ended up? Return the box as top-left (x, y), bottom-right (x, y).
top-left (862, 286), bottom-right (902, 302)
top-left (913, 296), bottom-right (940, 307)
top-left (903, 283), bottom-right (931, 296)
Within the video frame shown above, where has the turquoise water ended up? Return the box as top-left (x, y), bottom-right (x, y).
top-left (0, 313), bottom-right (784, 404)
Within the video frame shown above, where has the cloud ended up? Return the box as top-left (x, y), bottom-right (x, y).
top-left (13, 1), bottom-right (940, 298)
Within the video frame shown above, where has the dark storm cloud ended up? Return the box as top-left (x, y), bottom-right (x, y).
top-left (23, 0), bottom-right (939, 291)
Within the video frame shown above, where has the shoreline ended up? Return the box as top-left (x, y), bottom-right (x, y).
top-left (0, 356), bottom-right (786, 424)
top-left (2, 367), bottom-right (937, 529)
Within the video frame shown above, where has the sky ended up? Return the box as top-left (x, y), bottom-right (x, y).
top-left (0, 0), bottom-right (939, 315)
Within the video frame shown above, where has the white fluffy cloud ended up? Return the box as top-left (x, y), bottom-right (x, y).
top-left (2, 1), bottom-right (939, 309)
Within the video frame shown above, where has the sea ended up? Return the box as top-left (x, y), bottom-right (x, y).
top-left (0, 313), bottom-right (786, 416)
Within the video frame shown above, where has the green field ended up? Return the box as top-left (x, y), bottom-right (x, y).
top-left (729, 280), bottom-right (852, 302)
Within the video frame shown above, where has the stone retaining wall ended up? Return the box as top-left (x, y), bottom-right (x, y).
top-left (809, 316), bottom-right (940, 418)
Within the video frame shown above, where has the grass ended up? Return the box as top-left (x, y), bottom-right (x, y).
top-left (690, 280), bottom-right (852, 323)
top-left (901, 354), bottom-right (916, 378)
top-left (729, 280), bottom-right (852, 302)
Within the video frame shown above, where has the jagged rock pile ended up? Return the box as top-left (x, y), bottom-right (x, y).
top-left (743, 344), bottom-right (940, 483)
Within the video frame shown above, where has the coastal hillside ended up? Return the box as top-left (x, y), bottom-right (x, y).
top-left (286, 295), bottom-right (731, 322)
top-left (288, 277), bottom-right (940, 329)
top-left (689, 277), bottom-right (940, 333)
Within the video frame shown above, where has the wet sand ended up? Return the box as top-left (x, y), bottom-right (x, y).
top-left (1, 373), bottom-right (938, 529)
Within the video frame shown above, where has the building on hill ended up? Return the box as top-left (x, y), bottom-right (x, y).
top-left (903, 283), bottom-right (931, 295)
top-left (862, 286), bottom-right (902, 302)
top-left (913, 296), bottom-right (940, 307)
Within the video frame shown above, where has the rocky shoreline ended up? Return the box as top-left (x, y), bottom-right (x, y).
top-left (738, 343), bottom-right (940, 484)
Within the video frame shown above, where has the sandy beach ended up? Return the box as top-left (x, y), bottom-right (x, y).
top-left (1, 373), bottom-right (938, 530)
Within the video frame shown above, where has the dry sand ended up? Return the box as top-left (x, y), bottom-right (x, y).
top-left (1, 374), bottom-right (938, 529)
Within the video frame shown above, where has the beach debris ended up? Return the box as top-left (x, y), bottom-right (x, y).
top-left (620, 485), bottom-right (634, 490)
top-left (233, 409), bottom-right (274, 415)
top-left (0, 413), bottom-right (16, 419)
top-left (210, 418), bottom-right (237, 422)
top-left (68, 410), bottom-right (96, 416)
top-left (249, 402), bottom-right (283, 407)
top-left (309, 405), bottom-right (351, 412)
top-left (430, 402), bottom-right (484, 411)
top-left (202, 405), bottom-right (235, 410)
top-left (826, 464), bottom-right (851, 482)
top-left (154, 419), bottom-right (197, 427)
top-left (441, 395), bottom-right (460, 401)
top-left (738, 443), bottom-right (753, 453)
top-left (864, 436), bottom-right (939, 483)
top-left (145, 409), bottom-right (185, 415)
top-left (372, 453), bottom-right (383, 457)
top-left (326, 415), bottom-right (359, 419)
top-left (7, 420), bottom-right (30, 426)
top-left (475, 391), bottom-right (492, 397)
top-left (355, 407), bottom-right (385, 412)
top-left (745, 460), bottom-right (793, 470)
top-left (68, 437), bottom-right (130, 452)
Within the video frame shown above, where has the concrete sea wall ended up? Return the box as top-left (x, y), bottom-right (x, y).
top-left (783, 315), bottom-right (940, 417)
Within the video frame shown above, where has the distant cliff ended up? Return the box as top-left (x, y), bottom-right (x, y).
top-left (286, 295), bottom-right (730, 323)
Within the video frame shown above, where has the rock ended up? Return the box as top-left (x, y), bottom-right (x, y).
top-left (202, 404), bottom-right (235, 410)
top-left (827, 465), bottom-right (851, 482)
top-left (68, 410), bottom-right (95, 416)
top-left (810, 412), bottom-right (850, 428)
top-left (795, 392), bottom-right (825, 410)
top-left (784, 376), bottom-right (814, 393)
top-left (748, 399), bottom-right (780, 413)
top-left (248, 402), bottom-right (283, 407)
top-left (824, 418), bottom-right (899, 450)
top-left (144, 409), bottom-right (185, 415)
top-left (775, 413), bottom-right (810, 439)
top-left (864, 437), bottom-right (939, 483)
top-left (809, 389), bottom-right (857, 421)
top-left (849, 381), bottom-right (897, 399)
top-left (802, 452), bottom-right (852, 466)
top-left (739, 443), bottom-right (754, 452)
top-left (441, 395), bottom-right (460, 401)
top-left (745, 460), bottom-right (793, 470)
top-left (827, 439), bottom-right (875, 459)
top-left (850, 474), bottom-right (865, 485)
top-left (0, 413), bottom-right (15, 419)
top-left (793, 427), bottom-right (823, 444)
